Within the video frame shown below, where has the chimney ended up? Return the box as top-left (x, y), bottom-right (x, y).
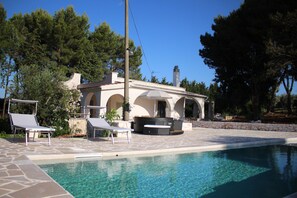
top-left (64, 73), bottom-right (81, 90)
top-left (105, 72), bottom-right (118, 84)
top-left (173, 65), bottom-right (180, 87)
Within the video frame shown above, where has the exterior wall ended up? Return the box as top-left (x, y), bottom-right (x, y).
top-left (78, 74), bottom-right (207, 121)
top-left (195, 97), bottom-right (205, 120)
top-left (182, 122), bottom-right (192, 131)
top-left (69, 118), bottom-right (87, 135)
top-left (132, 97), bottom-right (154, 117)
top-left (80, 88), bottom-right (206, 120)
top-left (129, 88), bottom-right (178, 119)
top-left (130, 88), bottom-right (156, 118)
top-left (64, 73), bottom-right (81, 90)
top-left (80, 91), bottom-right (89, 117)
top-left (172, 98), bottom-right (185, 119)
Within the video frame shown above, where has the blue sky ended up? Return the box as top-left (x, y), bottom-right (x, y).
top-left (1, 0), bottom-right (294, 95)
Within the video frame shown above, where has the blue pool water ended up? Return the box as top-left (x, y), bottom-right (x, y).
top-left (39, 145), bottom-right (297, 198)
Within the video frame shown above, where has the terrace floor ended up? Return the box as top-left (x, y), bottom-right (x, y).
top-left (1, 127), bottom-right (297, 198)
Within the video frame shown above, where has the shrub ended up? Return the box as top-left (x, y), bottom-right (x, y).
top-left (0, 117), bottom-right (11, 133)
top-left (105, 109), bottom-right (120, 125)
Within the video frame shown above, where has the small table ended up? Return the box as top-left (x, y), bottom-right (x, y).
top-left (143, 125), bottom-right (171, 135)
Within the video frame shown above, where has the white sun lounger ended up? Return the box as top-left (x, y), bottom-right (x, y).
top-left (9, 113), bottom-right (55, 146)
top-left (8, 99), bottom-right (55, 146)
top-left (87, 118), bottom-right (131, 144)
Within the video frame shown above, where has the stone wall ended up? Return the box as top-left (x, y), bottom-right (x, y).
top-left (69, 118), bottom-right (87, 135)
top-left (182, 122), bottom-right (192, 131)
top-left (192, 121), bottom-right (297, 132)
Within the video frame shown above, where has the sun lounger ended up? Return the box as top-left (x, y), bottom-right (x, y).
top-left (9, 113), bottom-right (55, 146)
top-left (8, 99), bottom-right (55, 146)
top-left (87, 118), bottom-right (131, 144)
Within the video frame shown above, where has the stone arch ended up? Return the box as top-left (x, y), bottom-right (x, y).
top-left (83, 92), bottom-right (98, 118)
top-left (106, 94), bottom-right (124, 119)
top-left (131, 96), bottom-right (173, 118)
top-left (164, 99), bottom-right (173, 118)
top-left (133, 96), bottom-right (153, 117)
top-left (185, 98), bottom-right (203, 120)
top-left (173, 97), bottom-right (185, 120)
top-left (84, 92), bottom-right (98, 106)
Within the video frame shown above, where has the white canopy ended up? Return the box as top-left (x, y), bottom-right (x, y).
top-left (140, 90), bottom-right (172, 100)
top-left (10, 98), bottom-right (38, 104)
top-left (86, 105), bottom-right (106, 109)
top-left (8, 98), bottom-right (38, 115)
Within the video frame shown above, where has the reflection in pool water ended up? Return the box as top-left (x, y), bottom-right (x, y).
top-left (39, 145), bottom-right (297, 198)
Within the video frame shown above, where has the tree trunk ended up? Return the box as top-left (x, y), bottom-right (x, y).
top-left (2, 78), bottom-right (9, 117)
top-left (266, 83), bottom-right (279, 113)
top-left (2, 58), bottom-right (12, 118)
top-left (2, 69), bottom-right (10, 117)
top-left (251, 82), bottom-right (261, 121)
top-left (251, 93), bottom-right (260, 121)
top-left (283, 76), bottom-right (294, 114)
top-left (287, 91), bottom-right (292, 114)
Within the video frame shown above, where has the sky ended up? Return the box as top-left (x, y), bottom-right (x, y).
top-left (1, 0), bottom-right (294, 96)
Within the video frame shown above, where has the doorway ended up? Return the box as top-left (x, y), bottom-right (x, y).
top-left (157, 101), bottom-right (166, 118)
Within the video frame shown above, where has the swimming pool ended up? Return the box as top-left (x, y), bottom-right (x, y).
top-left (39, 145), bottom-right (297, 198)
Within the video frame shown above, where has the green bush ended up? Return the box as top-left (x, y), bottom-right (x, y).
top-left (92, 109), bottom-right (120, 137)
top-left (50, 109), bottom-right (72, 137)
top-left (52, 120), bottom-right (71, 137)
top-left (0, 117), bottom-right (11, 134)
top-left (105, 109), bottom-right (120, 125)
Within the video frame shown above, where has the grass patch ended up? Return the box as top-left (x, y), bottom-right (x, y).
top-left (0, 132), bottom-right (25, 138)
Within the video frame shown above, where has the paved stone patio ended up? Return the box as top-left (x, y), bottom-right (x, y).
top-left (1, 127), bottom-right (297, 197)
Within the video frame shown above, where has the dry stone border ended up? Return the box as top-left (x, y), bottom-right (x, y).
top-left (192, 121), bottom-right (297, 132)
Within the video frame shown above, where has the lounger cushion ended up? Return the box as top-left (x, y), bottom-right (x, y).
top-left (10, 113), bottom-right (38, 127)
top-left (10, 113), bottom-right (55, 132)
top-left (14, 125), bottom-right (55, 132)
top-left (87, 118), bottom-right (130, 132)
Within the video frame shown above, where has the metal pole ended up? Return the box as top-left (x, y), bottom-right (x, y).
top-left (124, 0), bottom-right (129, 121)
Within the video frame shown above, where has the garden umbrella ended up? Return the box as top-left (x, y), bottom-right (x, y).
top-left (140, 90), bottom-right (172, 100)
top-left (140, 90), bottom-right (172, 116)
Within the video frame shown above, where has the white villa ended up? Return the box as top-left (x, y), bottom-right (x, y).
top-left (65, 66), bottom-right (208, 121)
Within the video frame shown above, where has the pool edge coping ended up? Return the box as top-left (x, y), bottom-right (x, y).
top-left (28, 137), bottom-right (297, 162)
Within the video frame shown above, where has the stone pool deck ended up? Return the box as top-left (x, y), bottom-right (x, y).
top-left (1, 127), bottom-right (297, 198)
